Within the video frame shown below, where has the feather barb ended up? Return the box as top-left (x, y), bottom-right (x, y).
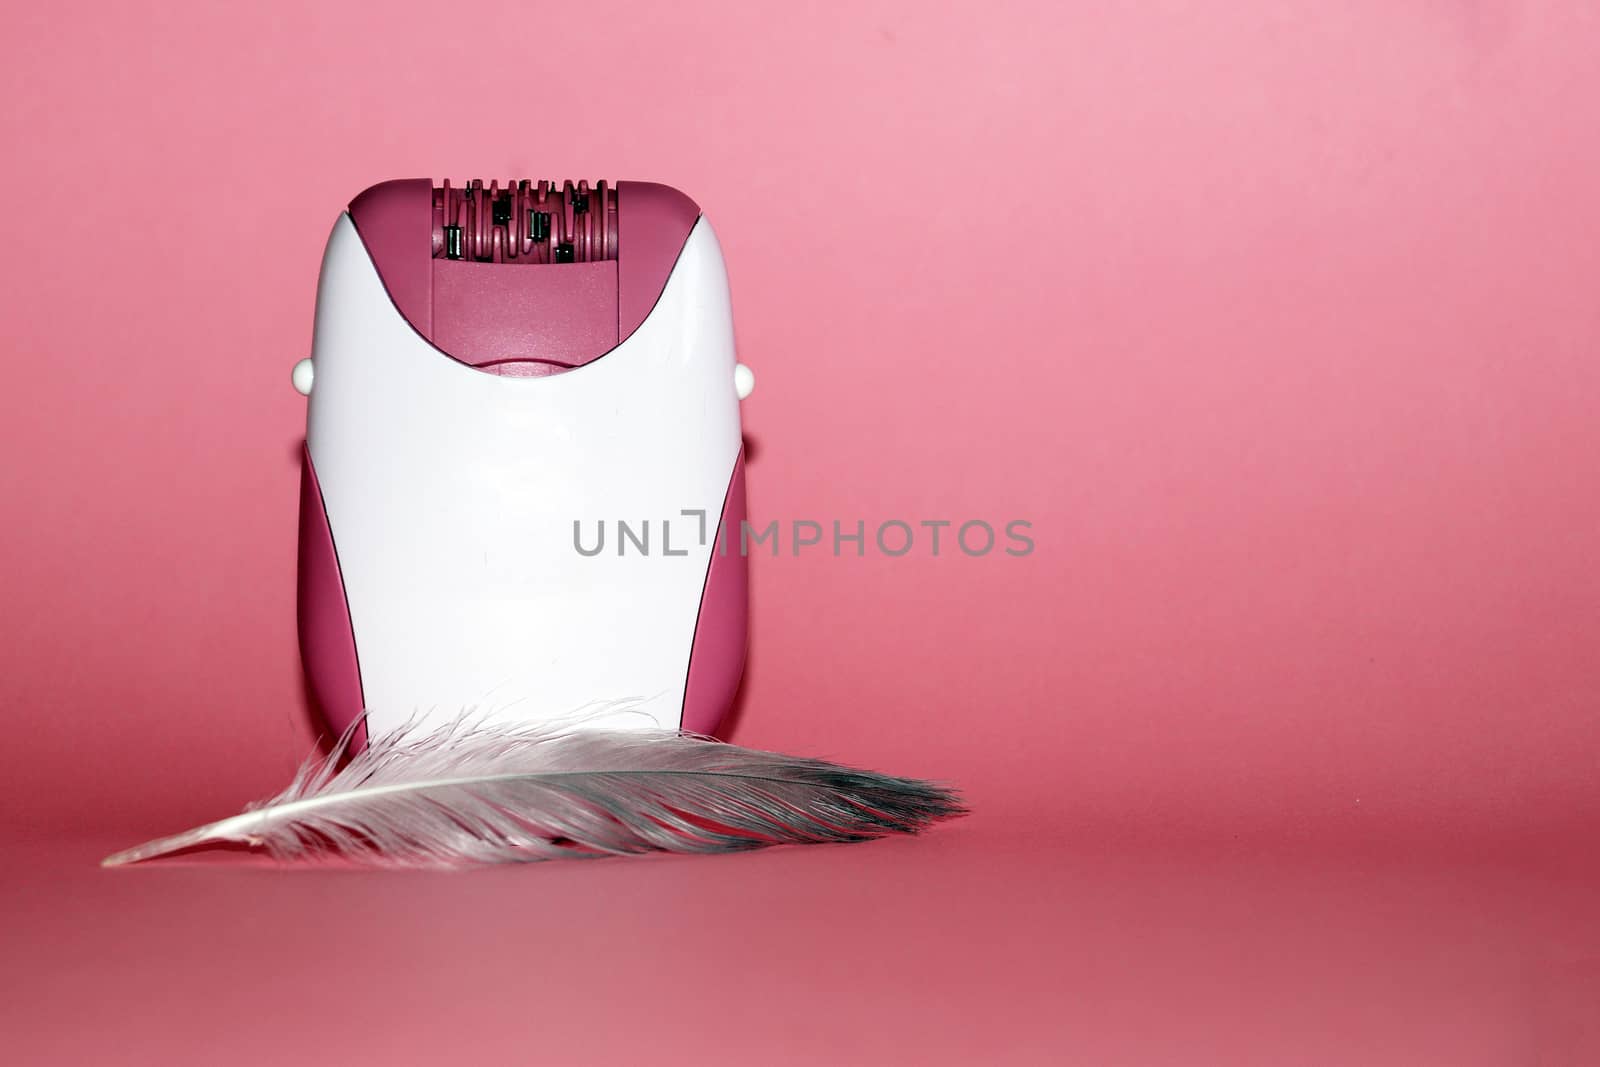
top-left (103, 717), bottom-right (965, 869)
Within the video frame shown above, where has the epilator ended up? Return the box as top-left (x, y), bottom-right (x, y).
top-left (293, 179), bottom-right (751, 747)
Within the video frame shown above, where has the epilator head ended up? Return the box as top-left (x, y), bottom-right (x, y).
top-left (294, 179), bottom-right (751, 747)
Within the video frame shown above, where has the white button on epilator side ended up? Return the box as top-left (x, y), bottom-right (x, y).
top-left (292, 358), bottom-right (315, 396)
top-left (734, 363), bottom-right (754, 400)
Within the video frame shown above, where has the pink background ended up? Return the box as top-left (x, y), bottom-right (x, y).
top-left (3, 2), bottom-right (1598, 1062)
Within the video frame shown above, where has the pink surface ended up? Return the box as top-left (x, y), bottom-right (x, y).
top-left (8, 829), bottom-right (1600, 1066)
top-left (2, 2), bottom-right (1599, 1063)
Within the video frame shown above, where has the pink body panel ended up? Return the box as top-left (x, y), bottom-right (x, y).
top-left (430, 258), bottom-right (619, 371)
top-left (615, 181), bottom-right (699, 345)
top-left (347, 179), bottom-right (433, 339)
top-left (681, 453), bottom-right (748, 736)
top-left (296, 445), bottom-right (366, 750)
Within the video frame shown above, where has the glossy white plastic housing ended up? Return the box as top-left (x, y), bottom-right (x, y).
top-left (306, 213), bottom-right (742, 739)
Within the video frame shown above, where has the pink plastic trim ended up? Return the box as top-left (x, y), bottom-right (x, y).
top-left (681, 453), bottom-right (748, 736)
top-left (347, 179), bottom-right (433, 340)
top-left (297, 445), bottom-right (367, 752)
top-left (616, 181), bottom-right (700, 346)
top-left (429, 258), bottom-right (618, 369)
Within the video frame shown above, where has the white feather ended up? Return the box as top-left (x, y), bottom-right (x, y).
top-left (102, 714), bottom-right (964, 868)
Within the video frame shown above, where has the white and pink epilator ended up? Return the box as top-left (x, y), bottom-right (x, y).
top-left (293, 180), bottom-right (751, 749)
